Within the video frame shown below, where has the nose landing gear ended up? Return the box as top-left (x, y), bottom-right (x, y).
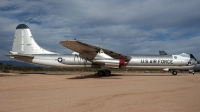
top-left (172, 71), bottom-right (177, 75)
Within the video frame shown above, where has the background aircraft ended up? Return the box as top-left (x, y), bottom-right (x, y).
top-left (6, 24), bottom-right (197, 76)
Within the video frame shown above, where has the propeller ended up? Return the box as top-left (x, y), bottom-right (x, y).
top-left (190, 54), bottom-right (197, 61)
top-left (74, 54), bottom-right (79, 61)
top-left (72, 52), bottom-right (86, 63)
top-left (190, 54), bottom-right (198, 66)
top-left (72, 52), bottom-right (80, 61)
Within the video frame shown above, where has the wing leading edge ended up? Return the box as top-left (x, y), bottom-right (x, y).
top-left (60, 40), bottom-right (131, 61)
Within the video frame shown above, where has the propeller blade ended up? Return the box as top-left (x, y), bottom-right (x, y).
top-left (190, 54), bottom-right (197, 61)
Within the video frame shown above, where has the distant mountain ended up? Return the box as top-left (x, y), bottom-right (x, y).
top-left (0, 60), bottom-right (41, 67)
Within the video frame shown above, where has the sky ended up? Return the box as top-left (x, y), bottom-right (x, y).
top-left (1, 0), bottom-right (200, 60)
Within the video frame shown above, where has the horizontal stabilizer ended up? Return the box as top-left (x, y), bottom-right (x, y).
top-left (5, 54), bottom-right (34, 62)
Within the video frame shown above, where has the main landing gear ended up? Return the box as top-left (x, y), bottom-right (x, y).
top-left (97, 69), bottom-right (111, 76)
top-left (172, 71), bottom-right (177, 75)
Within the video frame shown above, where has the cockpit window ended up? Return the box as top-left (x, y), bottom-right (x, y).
top-left (179, 53), bottom-right (190, 57)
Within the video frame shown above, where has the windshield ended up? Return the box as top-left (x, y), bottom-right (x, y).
top-left (179, 53), bottom-right (190, 57)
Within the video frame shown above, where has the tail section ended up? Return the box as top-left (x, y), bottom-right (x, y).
top-left (11, 24), bottom-right (57, 54)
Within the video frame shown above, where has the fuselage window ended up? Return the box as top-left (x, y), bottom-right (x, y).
top-left (174, 56), bottom-right (177, 59)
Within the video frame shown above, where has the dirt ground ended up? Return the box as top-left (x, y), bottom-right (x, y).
top-left (0, 72), bottom-right (200, 112)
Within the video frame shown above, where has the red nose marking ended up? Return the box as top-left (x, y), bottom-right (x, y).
top-left (119, 59), bottom-right (125, 67)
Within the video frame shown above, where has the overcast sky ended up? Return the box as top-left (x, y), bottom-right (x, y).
top-left (1, 0), bottom-right (200, 60)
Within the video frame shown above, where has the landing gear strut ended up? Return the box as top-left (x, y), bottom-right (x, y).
top-left (172, 71), bottom-right (177, 75)
top-left (97, 69), bottom-right (111, 76)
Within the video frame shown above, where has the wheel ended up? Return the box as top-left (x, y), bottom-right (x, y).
top-left (98, 70), bottom-right (104, 76)
top-left (97, 69), bottom-right (111, 76)
top-left (104, 70), bottom-right (111, 76)
top-left (172, 71), bottom-right (177, 75)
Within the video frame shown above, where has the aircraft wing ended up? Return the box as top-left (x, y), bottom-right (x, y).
top-left (60, 40), bottom-right (131, 61)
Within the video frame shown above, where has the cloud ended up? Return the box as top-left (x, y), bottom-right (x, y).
top-left (0, 0), bottom-right (200, 60)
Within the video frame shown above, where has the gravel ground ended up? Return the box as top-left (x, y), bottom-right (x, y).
top-left (0, 72), bottom-right (200, 112)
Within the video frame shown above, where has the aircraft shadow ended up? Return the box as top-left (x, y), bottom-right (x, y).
top-left (115, 73), bottom-right (188, 77)
top-left (67, 73), bottom-right (122, 79)
top-left (67, 73), bottom-right (187, 79)
top-left (122, 75), bottom-right (179, 77)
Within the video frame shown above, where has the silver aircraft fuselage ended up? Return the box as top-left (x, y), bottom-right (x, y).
top-left (19, 53), bottom-right (195, 71)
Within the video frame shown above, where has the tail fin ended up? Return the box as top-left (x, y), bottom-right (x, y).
top-left (11, 24), bottom-right (57, 54)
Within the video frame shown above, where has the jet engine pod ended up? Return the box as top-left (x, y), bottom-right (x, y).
top-left (163, 68), bottom-right (169, 71)
top-left (94, 59), bottom-right (125, 68)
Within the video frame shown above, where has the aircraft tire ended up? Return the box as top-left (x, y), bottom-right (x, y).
top-left (172, 71), bottom-right (177, 75)
top-left (104, 70), bottom-right (111, 76)
top-left (98, 70), bottom-right (104, 76)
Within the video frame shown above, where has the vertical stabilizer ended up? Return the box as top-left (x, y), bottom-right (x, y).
top-left (11, 24), bottom-right (57, 54)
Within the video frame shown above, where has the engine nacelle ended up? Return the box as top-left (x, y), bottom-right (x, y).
top-left (93, 59), bottom-right (125, 68)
